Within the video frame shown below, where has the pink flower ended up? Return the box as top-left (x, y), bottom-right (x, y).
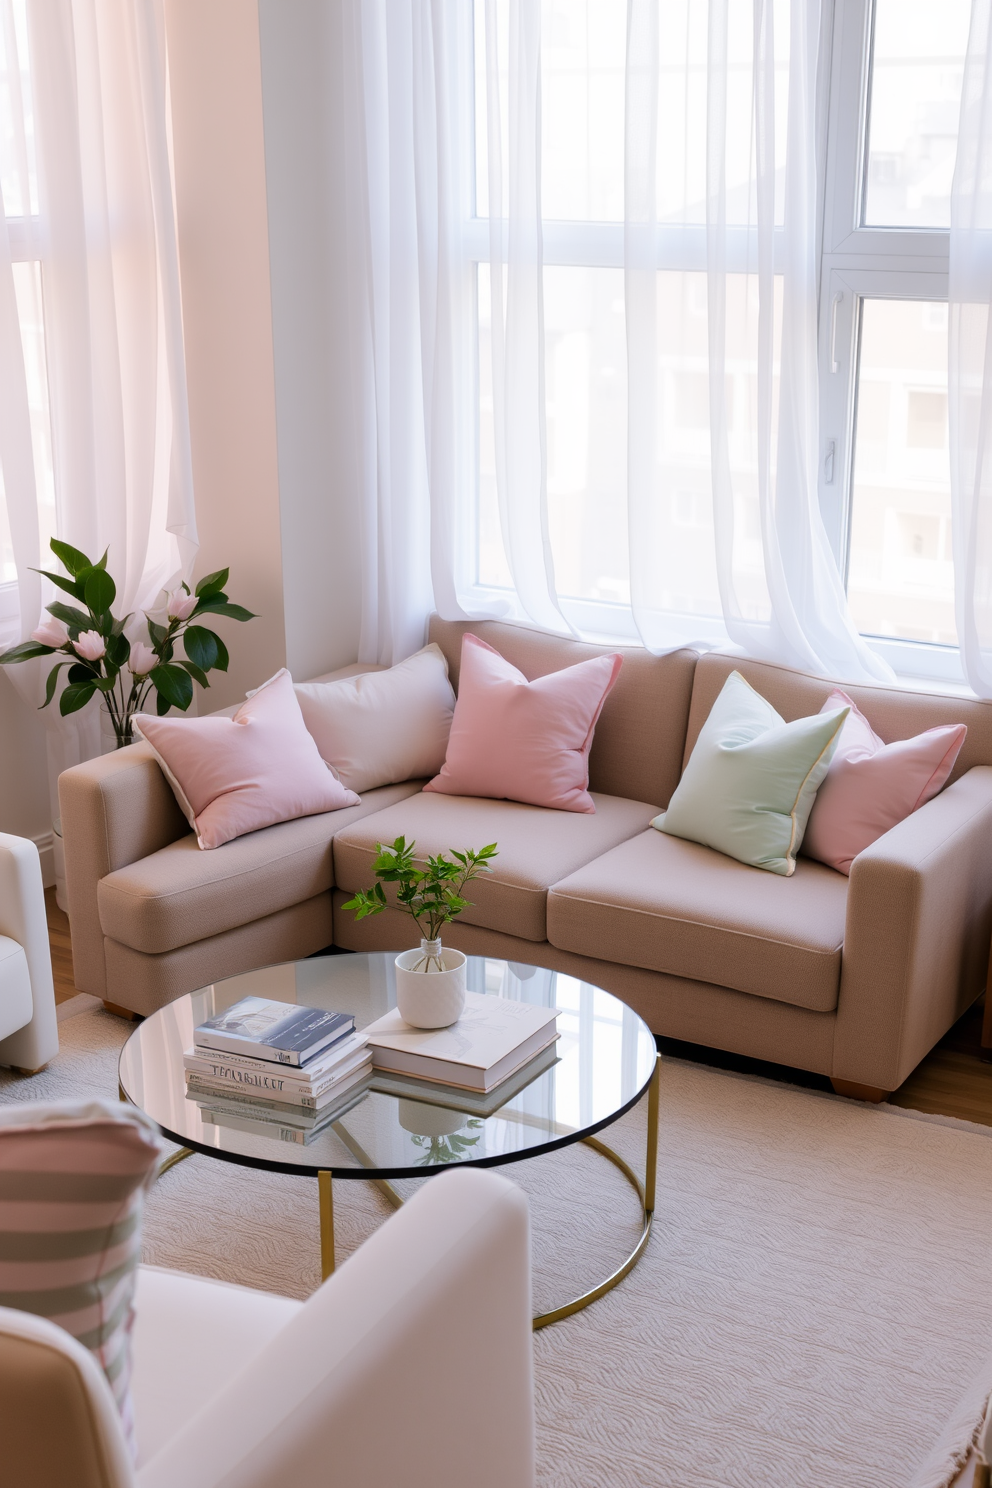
top-left (31, 616), bottom-right (69, 648)
top-left (129, 641), bottom-right (157, 677)
top-left (73, 630), bottom-right (106, 662)
top-left (166, 588), bottom-right (197, 621)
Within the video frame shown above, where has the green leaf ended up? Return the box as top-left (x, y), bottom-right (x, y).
top-left (42, 661), bottom-right (70, 708)
top-left (67, 662), bottom-right (95, 684)
top-left (178, 658), bottom-right (209, 688)
top-left (94, 548), bottom-right (109, 571)
top-left (46, 600), bottom-right (92, 633)
top-left (205, 629), bottom-right (228, 671)
top-left (156, 689), bottom-right (171, 716)
top-left (59, 680), bottom-right (96, 716)
top-left (33, 568), bottom-right (85, 600)
top-left (50, 538), bottom-right (93, 577)
top-left (0, 641), bottom-right (54, 664)
top-left (91, 675), bottom-right (116, 693)
top-left (106, 632), bottom-right (129, 669)
top-left (146, 617), bottom-right (168, 648)
top-left (150, 663), bottom-right (193, 711)
top-left (182, 625), bottom-right (219, 672)
top-left (194, 567), bottom-right (229, 599)
top-left (193, 599), bottom-right (256, 622)
top-left (82, 566), bottom-right (116, 614)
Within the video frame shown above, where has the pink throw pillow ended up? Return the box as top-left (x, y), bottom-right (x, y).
top-left (134, 669), bottom-right (360, 849)
top-left (424, 634), bottom-right (622, 813)
top-left (802, 688), bottom-right (966, 875)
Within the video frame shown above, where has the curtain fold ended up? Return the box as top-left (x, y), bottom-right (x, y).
top-left (950, 0), bottom-right (992, 698)
top-left (624, 0), bottom-right (889, 678)
top-left (0, 0), bottom-right (197, 776)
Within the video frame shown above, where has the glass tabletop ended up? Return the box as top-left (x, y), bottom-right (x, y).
top-left (118, 953), bottom-right (658, 1180)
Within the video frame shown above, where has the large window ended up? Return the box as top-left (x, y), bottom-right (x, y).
top-left (465, 0), bottom-right (973, 679)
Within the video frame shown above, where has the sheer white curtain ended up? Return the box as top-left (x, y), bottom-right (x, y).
top-left (0, 0), bottom-right (196, 771)
top-left (338, 0), bottom-right (495, 668)
top-left (950, 0), bottom-right (992, 698)
top-left (624, 0), bottom-right (887, 678)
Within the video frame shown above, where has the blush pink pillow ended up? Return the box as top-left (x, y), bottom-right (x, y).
top-left (134, 669), bottom-right (359, 849)
top-left (424, 633), bottom-right (622, 813)
top-left (802, 689), bottom-right (966, 875)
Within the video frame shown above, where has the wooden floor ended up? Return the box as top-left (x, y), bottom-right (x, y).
top-left (45, 888), bottom-right (992, 1125)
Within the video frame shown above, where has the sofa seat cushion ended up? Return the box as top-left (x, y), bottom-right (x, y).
top-left (98, 783), bottom-right (424, 956)
top-left (547, 829), bottom-right (848, 1012)
top-left (333, 789), bottom-right (658, 942)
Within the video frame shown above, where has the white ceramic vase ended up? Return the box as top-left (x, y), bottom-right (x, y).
top-left (394, 939), bottom-right (467, 1029)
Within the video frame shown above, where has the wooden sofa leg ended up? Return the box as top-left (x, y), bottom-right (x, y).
top-left (12, 1064), bottom-right (49, 1076)
top-left (981, 989), bottom-right (992, 1063)
top-left (831, 1079), bottom-right (890, 1103)
top-left (102, 1000), bottom-right (139, 1022)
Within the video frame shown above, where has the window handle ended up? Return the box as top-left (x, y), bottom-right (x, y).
top-left (830, 292), bottom-right (843, 373)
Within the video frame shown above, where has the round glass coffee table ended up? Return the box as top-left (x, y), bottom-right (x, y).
top-left (118, 952), bottom-right (660, 1329)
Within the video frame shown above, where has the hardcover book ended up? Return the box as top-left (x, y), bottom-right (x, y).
top-left (184, 1044), bottom-right (371, 1104)
top-left (194, 997), bottom-right (354, 1067)
top-left (186, 1052), bottom-right (372, 1112)
top-left (363, 992), bottom-right (559, 1093)
top-left (370, 1039), bottom-right (560, 1116)
top-left (183, 1032), bottom-right (368, 1088)
top-left (196, 1083), bottom-right (370, 1143)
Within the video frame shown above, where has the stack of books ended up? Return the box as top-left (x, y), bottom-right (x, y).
top-left (364, 991), bottom-right (559, 1109)
top-left (184, 995), bottom-right (372, 1129)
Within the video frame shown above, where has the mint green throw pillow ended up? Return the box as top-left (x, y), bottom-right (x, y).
top-left (654, 671), bottom-right (849, 876)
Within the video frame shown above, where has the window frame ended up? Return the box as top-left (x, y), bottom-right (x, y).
top-left (817, 0), bottom-right (962, 681)
top-left (462, 0), bottom-right (966, 682)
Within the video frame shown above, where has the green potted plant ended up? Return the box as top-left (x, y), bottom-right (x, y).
top-left (343, 836), bottom-right (498, 1028)
top-left (0, 538), bottom-right (255, 747)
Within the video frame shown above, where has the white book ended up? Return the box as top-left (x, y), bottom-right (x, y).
top-left (183, 1033), bottom-right (368, 1087)
top-left (186, 1051), bottom-right (372, 1110)
top-left (197, 1085), bottom-right (370, 1144)
top-left (363, 992), bottom-right (559, 1093)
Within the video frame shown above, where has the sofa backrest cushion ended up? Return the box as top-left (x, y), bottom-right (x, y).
top-left (429, 617), bottom-right (699, 808)
top-left (685, 654), bottom-right (989, 784)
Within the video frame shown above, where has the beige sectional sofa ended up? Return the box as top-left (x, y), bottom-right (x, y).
top-left (59, 617), bottom-right (992, 1100)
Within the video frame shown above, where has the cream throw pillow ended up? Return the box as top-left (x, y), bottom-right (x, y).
top-left (294, 644), bottom-right (456, 793)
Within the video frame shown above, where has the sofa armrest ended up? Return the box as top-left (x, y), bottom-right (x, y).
top-left (835, 765), bottom-right (992, 1092)
top-left (58, 745), bottom-right (189, 998)
top-left (137, 1168), bottom-right (535, 1488)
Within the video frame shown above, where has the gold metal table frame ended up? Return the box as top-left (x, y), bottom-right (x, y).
top-left (149, 1053), bottom-right (660, 1332)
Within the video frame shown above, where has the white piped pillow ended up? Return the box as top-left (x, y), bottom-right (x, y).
top-left (294, 644), bottom-right (456, 793)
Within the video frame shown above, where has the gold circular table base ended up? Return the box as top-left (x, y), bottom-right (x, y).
top-left (531, 1133), bottom-right (654, 1330)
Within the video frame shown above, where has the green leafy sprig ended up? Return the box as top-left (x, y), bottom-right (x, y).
top-left (0, 538), bottom-right (256, 746)
top-left (342, 836), bottom-right (498, 944)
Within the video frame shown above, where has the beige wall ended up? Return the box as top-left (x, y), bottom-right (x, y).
top-left (165, 0), bottom-right (287, 709)
top-left (0, 672), bottom-right (55, 881)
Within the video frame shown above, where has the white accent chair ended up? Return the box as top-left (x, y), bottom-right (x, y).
top-left (0, 1166), bottom-right (536, 1488)
top-left (0, 833), bottom-right (58, 1073)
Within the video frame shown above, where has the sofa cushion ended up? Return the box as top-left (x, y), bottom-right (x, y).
top-left (547, 829), bottom-right (849, 1012)
top-left (333, 789), bottom-right (657, 942)
top-left (98, 783), bottom-right (423, 956)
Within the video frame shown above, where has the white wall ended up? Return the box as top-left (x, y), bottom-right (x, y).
top-left (165, 0), bottom-right (288, 709)
top-left (257, 0), bottom-right (365, 682)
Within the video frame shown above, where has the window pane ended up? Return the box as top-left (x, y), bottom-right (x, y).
top-left (846, 299), bottom-right (956, 646)
top-left (0, 0), bottom-right (38, 218)
top-left (474, 0), bottom-right (789, 228)
top-left (863, 0), bottom-right (971, 228)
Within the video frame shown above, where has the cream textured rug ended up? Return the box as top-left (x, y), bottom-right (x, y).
top-left (4, 997), bottom-right (992, 1488)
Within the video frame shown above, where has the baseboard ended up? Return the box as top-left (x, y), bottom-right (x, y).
top-left (32, 830), bottom-right (55, 889)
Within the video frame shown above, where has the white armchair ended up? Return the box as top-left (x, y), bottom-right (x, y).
top-left (0, 1166), bottom-right (536, 1488)
top-left (0, 832), bottom-right (58, 1073)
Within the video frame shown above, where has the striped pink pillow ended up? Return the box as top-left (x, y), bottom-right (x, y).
top-left (0, 1099), bottom-right (163, 1460)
